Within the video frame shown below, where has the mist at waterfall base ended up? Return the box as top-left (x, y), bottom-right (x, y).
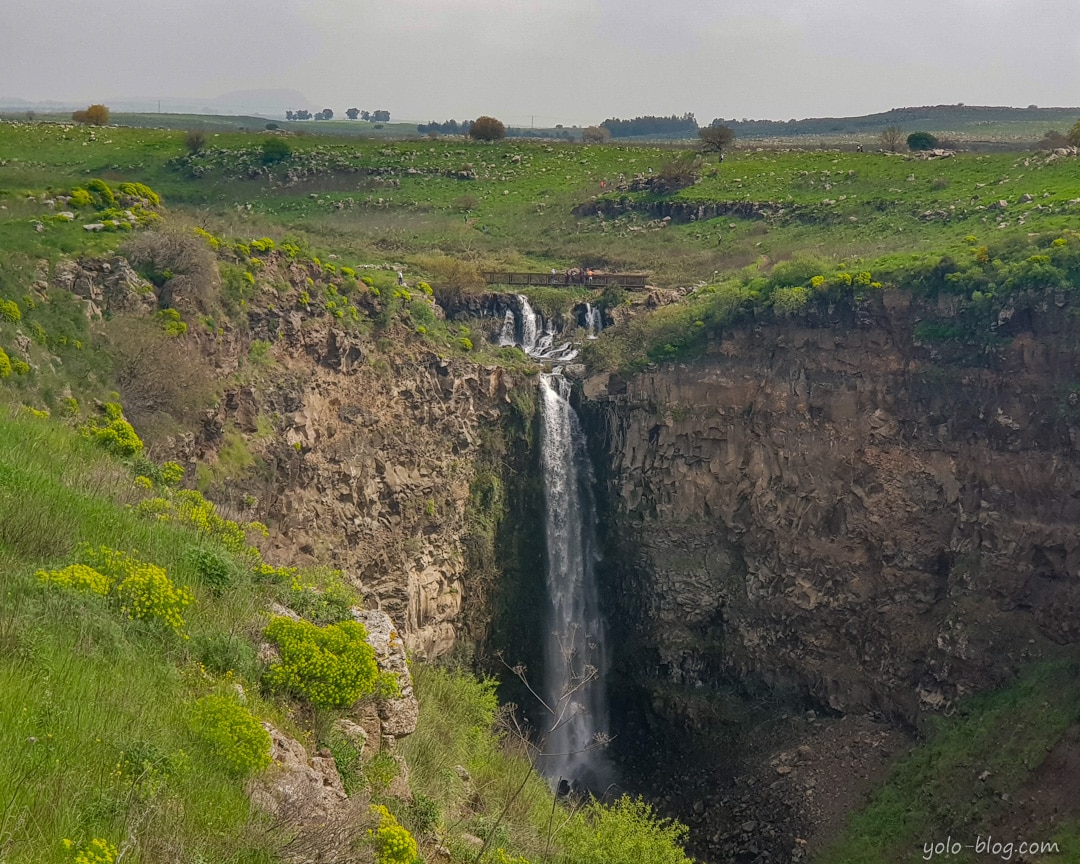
top-left (537, 374), bottom-right (613, 792)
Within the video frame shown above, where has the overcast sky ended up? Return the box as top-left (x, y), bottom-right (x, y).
top-left (3, 0), bottom-right (1079, 125)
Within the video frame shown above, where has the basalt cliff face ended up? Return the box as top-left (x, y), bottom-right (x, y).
top-left (179, 313), bottom-right (516, 661)
top-left (584, 288), bottom-right (1080, 725)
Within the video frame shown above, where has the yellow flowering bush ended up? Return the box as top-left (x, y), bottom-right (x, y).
top-left (35, 563), bottom-right (111, 596)
top-left (189, 695), bottom-right (271, 776)
top-left (137, 489), bottom-right (258, 558)
top-left (193, 226), bottom-right (220, 249)
top-left (117, 181), bottom-right (161, 206)
top-left (161, 461), bottom-right (185, 485)
top-left (368, 805), bottom-right (419, 864)
top-left (62, 837), bottom-right (117, 864)
top-left (81, 403), bottom-right (143, 457)
top-left (114, 560), bottom-right (193, 634)
top-left (264, 616), bottom-right (378, 708)
top-left (0, 347), bottom-right (11, 379)
top-left (0, 299), bottom-right (21, 323)
top-left (79, 546), bottom-right (194, 634)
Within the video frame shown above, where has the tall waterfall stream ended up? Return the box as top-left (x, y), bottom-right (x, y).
top-left (502, 294), bottom-right (611, 788)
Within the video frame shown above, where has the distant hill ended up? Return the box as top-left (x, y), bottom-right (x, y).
top-left (717, 104), bottom-right (1080, 142)
top-left (0, 89), bottom-right (312, 118)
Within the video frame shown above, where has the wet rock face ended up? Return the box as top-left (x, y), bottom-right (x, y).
top-left (586, 289), bottom-right (1080, 724)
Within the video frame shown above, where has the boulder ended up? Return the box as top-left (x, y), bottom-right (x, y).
top-left (353, 608), bottom-right (420, 737)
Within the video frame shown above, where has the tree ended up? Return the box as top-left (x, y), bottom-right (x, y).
top-left (73, 104), bottom-right (110, 126)
top-left (699, 124), bottom-right (735, 157)
top-left (906, 131), bottom-right (939, 151)
top-left (581, 126), bottom-right (611, 144)
top-left (879, 125), bottom-right (904, 152)
top-left (315, 108), bottom-right (334, 121)
top-left (1068, 119), bottom-right (1080, 147)
top-left (372, 109), bottom-right (390, 122)
top-left (469, 116), bottom-right (506, 141)
top-left (184, 130), bottom-right (208, 154)
top-left (285, 110), bottom-right (295, 121)
top-left (346, 107), bottom-right (360, 120)
top-left (360, 110), bottom-right (371, 121)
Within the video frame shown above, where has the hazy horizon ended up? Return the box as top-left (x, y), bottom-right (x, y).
top-left (3, 0), bottom-right (1079, 128)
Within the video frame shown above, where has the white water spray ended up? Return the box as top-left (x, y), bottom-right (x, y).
top-left (537, 374), bottom-right (610, 788)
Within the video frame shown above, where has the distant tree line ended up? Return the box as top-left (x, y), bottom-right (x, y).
top-left (286, 108), bottom-right (390, 122)
top-left (600, 113), bottom-right (698, 138)
top-left (415, 119), bottom-right (576, 140)
top-left (417, 119), bottom-right (472, 135)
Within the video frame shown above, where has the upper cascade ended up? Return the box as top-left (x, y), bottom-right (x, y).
top-left (500, 294), bottom-right (607, 363)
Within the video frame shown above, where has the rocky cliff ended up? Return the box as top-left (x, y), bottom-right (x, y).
top-left (580, 287), bottom-right (1080, 856)
top-left (200, 317), bottom-right (518, 660)
top-left (586, 287), bottom-right (1080, 722)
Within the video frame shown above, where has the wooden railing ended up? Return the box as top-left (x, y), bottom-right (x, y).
top-left (482, 272), bottom-right (649, 289)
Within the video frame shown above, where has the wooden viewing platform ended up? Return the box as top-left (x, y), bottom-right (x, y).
top-left (482, 271), bottom-right (649, 289)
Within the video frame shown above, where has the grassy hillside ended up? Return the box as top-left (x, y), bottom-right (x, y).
top-left (818, 661), bottom-right (1080, 864)
top-left (0, 409), bottom-right (696, 864)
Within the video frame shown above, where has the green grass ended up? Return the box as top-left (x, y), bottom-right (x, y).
top-left (0, 411), bottom-right (287, 863)
top-left (817, 660), bottom-right (1080, 864)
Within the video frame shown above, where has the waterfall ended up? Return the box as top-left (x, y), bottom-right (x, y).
top-left (517, 295), bottom-right (579, 363)
top-left (498, 308), bottom-right (516, 346)
top-left (518, 294), bottom-right (541, 354)
top-left (584, 303), bottom-right (603, 340)
top-left (538, 373), bottom-right (610, 788)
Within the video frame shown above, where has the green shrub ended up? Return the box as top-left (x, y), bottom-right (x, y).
top-left (189, 695), bottom-right (271, 776)
top-left (287, 571), bottom-right (358, 625)
top-left (457, 337), bottom-right (474, 351)
top-left (0, 299), bottom-right (21, 322)
top-left (87, 179), bottom-right (116, 208)
top-left (559, 796), bottom-right (693, 864)
top-left (184, 546), bottom-right (238, 593)
top-left (403, 793), bottom-right (441, 835)
top-left (155, 307), bottom-right (188, 336)
top-left (260, 137), bottom-right (292, 164)
top-left (69, 187), bottom-right (94, 208)
top-left (369, 804), bottom-right (419, 864)
top-left (250, 237), bottom-right (275, 253)
top-left (193, 632), bottom-right (258, 678)
top-left (263, 616), bottom-right (379, 708)
top-left (907, 131), bottom-right (940, 151)
top-left (771, 285), bottom-right (809, 316)
top-left (0, 347), bottom-right (10, 379)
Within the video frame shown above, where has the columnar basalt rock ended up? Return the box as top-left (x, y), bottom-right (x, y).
top-left (584, 288), bottom-right (1080, 724)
